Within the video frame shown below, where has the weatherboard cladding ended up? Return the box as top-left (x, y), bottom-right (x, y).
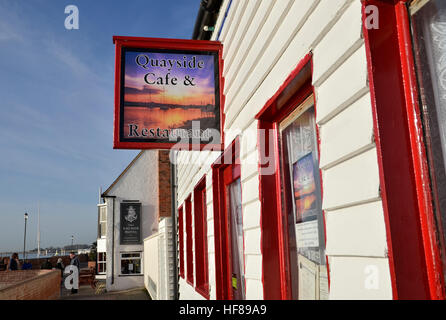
top-left (177, 0), bottom-right (391, 300)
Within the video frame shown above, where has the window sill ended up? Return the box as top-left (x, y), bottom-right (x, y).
top-left (118, 274), bottom-right (143, 277)
top-left (195, 286), bottom-right (210, 300)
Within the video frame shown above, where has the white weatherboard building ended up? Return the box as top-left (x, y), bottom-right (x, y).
top-left (176, 0), bottom-right (446, 300)
top-left (97, 150), bottom-right (175, 295)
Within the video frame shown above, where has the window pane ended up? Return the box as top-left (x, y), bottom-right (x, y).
top-left (280, 105), bottom-right (328, 300)
top-left (121, 258), bottom-right (141, 274)
top-left (228, 178), bottom-right (245, 300)
top-left (98, 262), bottom-right (106, 273)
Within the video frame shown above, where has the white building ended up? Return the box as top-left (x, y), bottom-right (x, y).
top-left (175, 0), bottom-right (446, 300)
top-left (97, 150), bottom-right (175, 294)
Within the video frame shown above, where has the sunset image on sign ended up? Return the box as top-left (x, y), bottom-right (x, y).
top-left (293, 152), bottom-right (318, 222)
top-left (120, 48), bottom-right (220, 145)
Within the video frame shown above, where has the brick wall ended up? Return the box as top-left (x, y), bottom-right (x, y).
top-left (158, 150), bottom-right (172, 218)
top-left (0, 270), bottom-right (61, 300)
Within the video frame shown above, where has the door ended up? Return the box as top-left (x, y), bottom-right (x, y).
top-left (278, 96), bottom-right (328, 300)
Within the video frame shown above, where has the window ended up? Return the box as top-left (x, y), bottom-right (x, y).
top-left (185, 196), bottom-right (194, 285)
top-left (226, 175), bottom-right (245, 300)
top-left (211, 138), bottom-right (244, 300)
top-left (256, 55), bottom-right (321, 300)
top-left (97, 252), bottom-right (106, 274)
top-left (278, 96), bottom-right (328, 300)
top-left (194, 177), bottom-right (209, 299)
top-left (411, 0), bottom-right (446, 286)
top-left (120, 252), bottom-right (142, 275)
top-left (178, 205), bottom-right (185, 278)
top-left (98, 205), bottom-right (107, 238)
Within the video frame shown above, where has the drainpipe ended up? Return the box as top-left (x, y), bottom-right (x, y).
top-left (102, 195), bottom-right (116, 286)
top-left (192, 0), bottom-right (223, 40)
top-left (170, 151), bottom-right (179, 299)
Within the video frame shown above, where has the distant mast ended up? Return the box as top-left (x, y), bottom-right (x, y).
top-left (37, 202), bottom-right (40, 258)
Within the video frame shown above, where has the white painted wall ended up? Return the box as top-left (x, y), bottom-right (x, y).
top-left (104, 150), bottom-right (159, 292)
top-left (143, 217), bottom-right (175, 300)
top-left (144, 233), bottom-right (158, 298)
top-left (177, 0), bottom-right (393, 300)
top-left (157, 217), bottom-right (176, 300)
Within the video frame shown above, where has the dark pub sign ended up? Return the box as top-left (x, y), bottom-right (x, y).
top-left (113, 36), bottom-right (224, 150)
top-left (120, 202), bottom-right (142, 245)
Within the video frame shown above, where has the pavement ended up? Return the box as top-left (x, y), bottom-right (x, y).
top-left (59, 261), bottom-right (150, 300)
top-left (59, 277), bottom-right (151, 300)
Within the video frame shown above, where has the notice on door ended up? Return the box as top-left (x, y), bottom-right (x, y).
top-left (295, 220), bottom-right (319, 248)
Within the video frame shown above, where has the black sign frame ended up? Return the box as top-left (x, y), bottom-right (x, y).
top-left (120, 202), bottom-right (142, 245)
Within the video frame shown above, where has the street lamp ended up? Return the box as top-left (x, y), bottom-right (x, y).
top-left (23, 212), bottom-right (28, 263)
top-left (71, 235), bottom-right (74, 249)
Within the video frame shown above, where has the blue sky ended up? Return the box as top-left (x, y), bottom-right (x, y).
top-left (0, 0), bottom-right (200, 252)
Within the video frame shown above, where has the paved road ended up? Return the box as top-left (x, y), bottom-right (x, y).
top-left (60, 280), bottom-right (151, 300)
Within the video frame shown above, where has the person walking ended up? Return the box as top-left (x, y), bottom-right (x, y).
top-left (69, 252), bottom-right (80, 294)
top-left (7, 253), bottom-right (19, 271)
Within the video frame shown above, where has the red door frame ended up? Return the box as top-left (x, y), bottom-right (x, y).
top-left (255, 53), bottom-right (326, 300)
top-left (193, 176), bottom-right (210, 299)
top-left (362, 0), bottom-right (446, 299)
top-left (185, 195), bottom-right (194, 286)
top-left (211, 137), bottom-right (242, 300)
top-left (178, 204), bottom-right (185, 279)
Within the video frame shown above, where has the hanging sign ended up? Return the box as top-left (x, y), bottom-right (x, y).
top-left (113, 36), bottom-right (224, 150)
top-left (120, 202), bottom-right (142, 245)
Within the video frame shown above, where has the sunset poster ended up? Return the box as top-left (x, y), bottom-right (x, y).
top-left (293, 152), bottom-right (318, 223)
top-left (118, 47), bottom-right (221, 146)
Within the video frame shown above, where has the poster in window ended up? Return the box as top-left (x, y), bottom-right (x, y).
top-left (120, 202), bottom-right (142, 244)
top-left (293, 152), bottom-right (318, 222)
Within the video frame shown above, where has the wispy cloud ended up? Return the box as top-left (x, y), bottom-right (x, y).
top-left (0, 20), bottom-right (23, 42)
top-left (45, 39), bottom-right (94, 79)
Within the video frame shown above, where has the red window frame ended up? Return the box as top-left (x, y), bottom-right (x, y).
top-left (211, 137), bottom-right (243, 300)
top-left (185, 195), bottom-right (194, 286)
top-left (362, 0), bottom-right (446, 299)
top-left (255, 54), bottom-right (325, 300)
top-left (178, 205), bottom-right (184, 279)
top-left (193, 176), bottom-right (210, 299)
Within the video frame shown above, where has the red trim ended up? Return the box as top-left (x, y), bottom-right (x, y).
top-left (112, 36), bottom-right (225, 151)
top-left (193, 176), bottom-right (210, 300)
top-left (178, 205), bottom-right (185, 279)
top-left (362, 0), bottom-right (445, 299)
top-left (185, 195), bottom-right (194, 286)
top-left (395, 1), bottom-right (445, 299)
top-left (211, 137), bottom-right (242, 300)
top-left (256, 53), bottom-right (313, 121)
top-left (255, 53), bottom-right (329, 300)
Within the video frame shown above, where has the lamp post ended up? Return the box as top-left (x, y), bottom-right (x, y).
top-left (23, 212), bottom-right (28, 263)
top-left (71, 235), bottom-right (74, 249)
